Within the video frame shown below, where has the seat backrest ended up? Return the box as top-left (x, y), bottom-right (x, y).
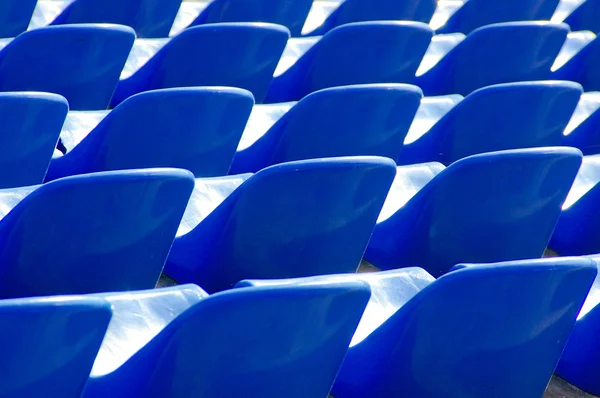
top-left (113, 23), bottom-right (289, 106)
top-left (167, 156), bottom-right (396, 293)
top-left (366, 147), bottom-right (583, 276)
top-left (0, 0), bottom-right (37, 38)
top-left (47, 87), bottom-right (254, 180)
top-left (440, 0), bottom-right (560, 34)
top-left (564, 0), bottom-right (600, 33)
top-left (102, 283), bottom-right (370, 398)
top-left (418, 22), bottom-right (569, 96)
top-left (234, 84), bottom-right (422, 172)
top-left (419, 81), bottom-right (582, 164)
top-left (0, 92), bottom-right (68, 188)
top-left (555, 37), bottom-right (600, 91)
top-left (0, 296), bottom-right (111, 398)
top-left (0, 168), bottom-right (194, 298)
top-left (265, 22), bottom-right (433, 102)
top-left (52, 0), bottom-right (182, 38)
top-left (194, 0), bottom-right (313, 36)
top-left (0, 24), bottom-right (135, 110)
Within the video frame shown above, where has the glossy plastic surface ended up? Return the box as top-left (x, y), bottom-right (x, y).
top-left (0, 296), bottom-right (112, 398)
top-left (265, 21), bottom-right (433, 103)
top-left (366, 147), bottom-right (583, 276)
top-left (550, 155), bottom-right (600, 255)
top-left (416, 22), bottom-right (569, 96)
top-left (563, 0), bottom-right (600, 33)
top-left (166, 156), bottom-right (396, 293)
top-left (563, 91), bottom-right (600, 154)
top-left (0, 24), bottom-right (134, 110)
top-left (46, 87), bottom-right (254, 181)
top-left (436, 0), bottom-right (560, 34)
top-left (191, 0), bottom-right (312, 36)
top-left (399, 81), bottom-right (582, 165)
top-left (231, 84), bottom-right (422, 173)
top-left (0, 168), bottom-right (195, 298)
top-left (83, 283), bottom-right (371, 398)
top-left (51, 0), bottom-right (182, 38)
top-left (111, 23), bottom-right (289, 106)
top-left (0, 92), bottom-right (68, 188)
top-left (0, 0), bottom-right (37, 38)
top-left (553, 34), bottom-right (600, 91)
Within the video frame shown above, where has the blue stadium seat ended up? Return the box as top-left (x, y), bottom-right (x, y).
top-left (111, 23), bottom-right (289, 106)
top-left (550, 154), bottom-right (600, 255)
top-left (399, 81), bottom-right (582, 165)
top-left (231, 84), bottom-right (422, 173)
top-left (366, 147), bottom-right (582, 276)
top-left (562, 0), bottom-right (600, 33)
top-left (0, 295), bottom-right (112, 397)
top-left (435, 0), bottom-right (560, 34)
top-left (0, 168), bottom-right (194, 298)
top-left (0, 92), bottom-right (67, 188)
top-left (415, 22), bottom-right (569, 96)
top-left (165, 156), bottom-right (396, 293)
top-left (48, 0), bottom-right (182, 38)
top-left (553, 32), bottom-right (600, 91)
top-left (0, 24), bottom-right (134, 110)
top-left (0, 0), bottom-right (37, 38)
top-left (46, 87), bottom-right (254, 181)
top-left (563, 91), bottom-right (600, 154)
top-left (237, 257), bottom-right (598, 398)
top-left (265, 21), bottom-right (433, 103)
top-left (82, 282), bottom-right (370, 398)
top-left (556, 254), bottom-right (600, 396)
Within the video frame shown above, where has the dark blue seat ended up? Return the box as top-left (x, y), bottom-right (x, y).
top-left (46, 87), bottom-right (254, 181)
top-left (435, 0), bottom-right (560, 34)
top-left (415, 22), bottom-right (569, 96)
top-left (553, 34), bottom-right (600, 91)
top-left (188, 0), bottom-right (313, 37)
top-left (165, 156), bottom-right (396, 293)
top-left (231, 84), bottom-right (422, 173)
top-left (562, 0), bottom-right (600, 33)
top-left (82, 282), bottom-right (370, 398)
top-left (0, 92), bottom-right (68, 188)
top-left (49, 0), bottom-right (182, 38)
top-left (366, 147), bottom-right (582, 277)
top-left (265, 21), bottom-right (433, 103)
top-left (238, 257), bottom-right (598, 398)
top-left (0, 168), bottom-right (194, 298)
top-left (399, 81), bottom-right (582, 165)
top-left (0, 295), bottom-right (111, 398)
top-left (0, 24), bottom-right (135, 110)
top-left (556, 254), bottom-right (600, 396)
top-left (111, 23), bottom-right (289, 106)
top-left (304, 0), bottom-right (436, 36)
top-left (563, 92), bottom-right (600, 155)
top-left (0, 0), bottom-right (37, 38)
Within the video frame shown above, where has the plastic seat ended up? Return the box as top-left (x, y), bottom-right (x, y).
top-left (231, 84), bottom-right (422, 173)
top-left (0, 168), bottom-right (194, 298)
top-left (265, 21), bottom-right (433, 103)
top-left (46, 87), bottom-right (254, 181)
top-left (82, 282), bottom-right (370, 398)
top-left (399, 81), bottom-right (582, 165)
top-left (553, 33), bottom-right (600, 91)
top-left (435, 0), bottom-right (560, 34)
top-left (238, 257), bottom-right (598, 398)
top-left (0, 295), bottom-right (112, 397)
top-left (415, 22), bottom-right (569, 96)
top-left (561, 0), bottom-right (600, 33)
top-left (366, 147), bottom-right (582, 277)
top-left (563, 91), bottom-right (600, 154)
top-left (111, 23), bottom-right (289, 106)
top-left (556, 254), bottom-right (600, 396)
top-left (0, 92), bottom-right (68, 188)
top-left (165, 156), bottom-right (396, 293)
top-left (0, 0), bottom-right (37, 38)
top-left (0, 24), bottom-right (134, 110)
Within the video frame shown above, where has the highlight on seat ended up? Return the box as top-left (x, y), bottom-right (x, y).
top-left (265, 21), bottom-right (433, 103)
top-left (399, 81), bottom-right (582, 165)
top-left (0, 295), bottom-right (112, 398)
top-left (237, 257), bottom-right (598, 398)
top-left (0, 0), bottom-right (37, 38)
top-left (415, 22), bottom-right (569, 96)
top-left (560, 0), bottom-right (600, 33)
top-left (0, 24), bottom-right (135, 110)
top-left (47, 87), bottom-right (254, 181)
top-left (366, 147), bottom-right (583, 277)
top-left (165, 156), bottom-right (397, 293)
top-left (553, 33), bottom-right (600, 92)
top-left (562, 91), bottom-right (600, 155)
top-left (82, 282), bottom-right (370, 398)
top-left (231, 84), bottom-right (422, 174)
top-left (0, 168), bottom-right (194, 298)
top-left (111, 23), bottom-right (290, 106)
